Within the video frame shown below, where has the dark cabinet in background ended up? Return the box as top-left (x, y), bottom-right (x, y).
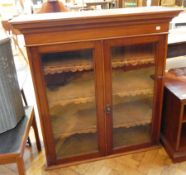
top-left (162, 69), bottom-right (186, 162)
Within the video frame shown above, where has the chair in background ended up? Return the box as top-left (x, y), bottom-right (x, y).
top-left (0, 90), bottom-right (41, 175)
top-left (0, 33), bottom-right (41, 175)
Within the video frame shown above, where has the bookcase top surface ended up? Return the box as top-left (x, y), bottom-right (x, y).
top-left (11, 7), bottom-right (182, 33)
top-left (165, 70), bottom-right (186, 101)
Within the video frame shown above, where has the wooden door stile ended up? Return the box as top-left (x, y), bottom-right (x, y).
top-left (26, 47), bottom-right (57, 166)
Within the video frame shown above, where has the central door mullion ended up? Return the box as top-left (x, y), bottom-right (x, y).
top-left (103, 41), bottom-right (113, 154)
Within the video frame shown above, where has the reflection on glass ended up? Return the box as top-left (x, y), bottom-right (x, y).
top-left (111, 43), bottom-right (155, 149)
top-left (42, 49), bottom-right (98, 158)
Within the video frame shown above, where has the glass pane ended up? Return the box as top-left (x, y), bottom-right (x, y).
top-left (111, 43), bottom-right (155, 149)
top-left (41, 49), bottom-right (98, 159)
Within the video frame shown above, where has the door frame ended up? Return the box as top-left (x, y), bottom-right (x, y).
top-left (29, 40), bottom-right (107, 166)
top-left (103, 34), bottom-right (168, 154)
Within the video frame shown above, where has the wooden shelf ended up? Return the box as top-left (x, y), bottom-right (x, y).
top-left (113, 95), bottom-right (152, 129)
top-left (112, 57), bottom-right (154, 69)
top-left (112, 44), bottom-right (154, 69)
top-left (46, 72), bottom-right (95, 108)
top-left (42, 49), bottom-right (92, 74)
top-left (47, 67), bottom-right (154, 108)
top-left (51, 102), bottom-right (97, 138)
top-left (113, 124), bottom-right (151, 148)
top-left (55, 123), bottom-right (151, 159)
top-left (43, 53), bottom-right (92, 75)
top-left (42, 50), bottom-right (154, 75)
top-left (55, 132), bottom-right (98, 159)
top-left (112, 44), bottom-right (154, 66)
top-left (51, 95), bottom-right (152, 138)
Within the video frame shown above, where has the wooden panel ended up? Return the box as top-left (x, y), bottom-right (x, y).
top-left (161, 69), bottom-right (186, 162)
top-left (27, 47), bottom-right (57, 166)
top-left (24, 23), bottom-right (169, 46)
top-left (94, 41), bottom-right (107, 155)
top-left (10, 7), bottom-right (181, 34)
top-left (151, 34), bottom-right (168, 144)
top-left (162, 88), bottom-right (182, 150)
top-left (103, 40), bottom-right (113, 154)
top-left (38, 42), bottom-right (95, 53)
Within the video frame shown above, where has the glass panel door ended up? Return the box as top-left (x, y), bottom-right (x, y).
top-left (111, 43), bottom-right (155, 149)
top-left (41, 48), bottom-right (98, 159)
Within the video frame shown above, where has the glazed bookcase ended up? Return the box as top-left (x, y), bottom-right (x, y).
top-left (11, 7), bottom-right (181, 167)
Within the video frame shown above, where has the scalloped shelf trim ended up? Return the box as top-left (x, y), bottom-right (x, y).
top-left (44, 57), bottom-right (154, 75)
top-left (54, 118), bottom-right (151, 138)
top-left (48, 89), bottom-right (153, 108)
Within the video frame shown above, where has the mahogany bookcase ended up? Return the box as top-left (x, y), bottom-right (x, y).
top-left (11, 7), bottom-right (181, 167)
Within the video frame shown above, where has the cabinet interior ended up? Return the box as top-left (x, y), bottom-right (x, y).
top-left (41, 43), bottom-right (155, 159)
top-left (55, 132), bottom-right (98, 159)
top-left (111, 43), bottom-right (155, 149)
top-left (113, 124), bottom-right (151, 148)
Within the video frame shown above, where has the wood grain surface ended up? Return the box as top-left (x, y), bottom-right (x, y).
top-left (2, 144), bottom-right (186, 175)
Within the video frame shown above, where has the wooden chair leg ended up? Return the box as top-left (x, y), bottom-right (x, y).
top-left (20, 89), bottom-right (28, 107)
top-left (32, 115), bottom-right (41, 152)
top-left (16, 156), bottom-right (25, 175)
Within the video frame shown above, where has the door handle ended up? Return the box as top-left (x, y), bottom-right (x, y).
top-left (105, 105), bottom-right (112, 114)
